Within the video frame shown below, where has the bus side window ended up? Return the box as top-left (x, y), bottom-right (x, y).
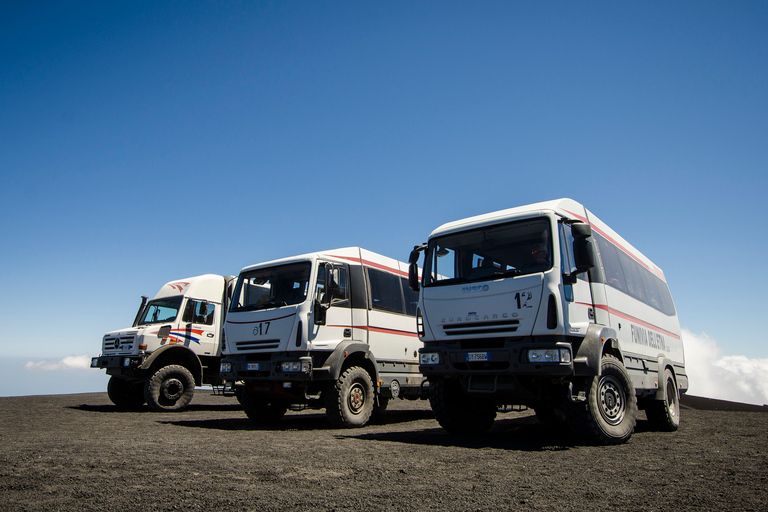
top-left (368, 268), bottom-right (405, 314)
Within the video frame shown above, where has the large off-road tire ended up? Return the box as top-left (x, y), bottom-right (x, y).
top-left (107, 376), bottom-right (145, 408)
top-left (644, 368), bottom-right (680, 431)
top-left (144, 365), bottom-right (195, 412)
top-left (567, 354), bottom-right (637, 445)
top-left (429, 378), bottom-right (497, 434)
top-left (240, 388), bottom-right (287, 424)
top-left (325, 366), bottom-right (375, 428)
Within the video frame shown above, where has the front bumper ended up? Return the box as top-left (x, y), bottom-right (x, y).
top-left (91, 355), bottom-right (145, 370)
top-left (419, 341), bottom-right (574, 378)
top-left (220, 353), bottom-right (316, 382)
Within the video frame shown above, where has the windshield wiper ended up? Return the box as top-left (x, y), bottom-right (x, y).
top-left (257, 299), bottom-right (288, 310)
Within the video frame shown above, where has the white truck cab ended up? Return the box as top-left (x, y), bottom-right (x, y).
top-left (409, 199), bottom-right (687, 444)
top-left (92, 274), bottom-right (235, 411)
top-left (219, 247), bottom-right (423, 427)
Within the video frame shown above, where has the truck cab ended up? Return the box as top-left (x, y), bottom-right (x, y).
top-left (91, 274), bottom-right (235, 411)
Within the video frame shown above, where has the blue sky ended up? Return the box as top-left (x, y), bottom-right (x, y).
top-left (1, 1), bottom-right (766, 402)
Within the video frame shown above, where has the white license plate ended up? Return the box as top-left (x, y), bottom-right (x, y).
top-left (466, 352), bottom-right (489, 362)
top-left (246, 363), bottom-right (261, 371)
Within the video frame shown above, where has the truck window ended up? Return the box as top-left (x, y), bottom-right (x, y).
top-left (368, 268), bottom-right (405, 314)
top-left (138, 296), bottom-right (183, 325)
top-left (315, 264), bottom-right (349, 306)
top-left (230, 262), bottom-right (311, 312)
top-left (182, 300), bottom-right (216, 325)
top-left (424, 218), bottom-right (552, 286)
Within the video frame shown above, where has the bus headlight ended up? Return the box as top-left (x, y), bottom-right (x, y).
top-left (220, 362), bottom-right (232, 374)
top-left (420, 352), bottom-right (441, 365)
top-left (527, 348), bottom-right (571, 363)
top-left (280, 360), bottom-right (311, 373)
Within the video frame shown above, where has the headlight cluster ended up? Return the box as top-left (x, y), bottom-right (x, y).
top-left (280, 360), bottom-right (311, 373)
top-left (220, 362), bottom-right (232, 373)
top-left (527, 348), bottom-right (571, 364)
top-left (420, 352), bottom-right (441, 365)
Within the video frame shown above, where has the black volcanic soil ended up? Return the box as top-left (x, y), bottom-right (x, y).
top-left (1, 392), bottom-right (766, 511)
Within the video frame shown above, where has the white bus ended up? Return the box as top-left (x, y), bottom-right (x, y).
top-left (220, 247), bottom-right (423, 428)
top-left (409, 199), bottom-right (687, 444)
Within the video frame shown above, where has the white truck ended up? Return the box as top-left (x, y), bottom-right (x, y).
top-left (219, 247), bottom-right (423, 427)
top-left (408, 199), bottom-right (687, 444)
top-left (91, 274), bottom-right (236, 411)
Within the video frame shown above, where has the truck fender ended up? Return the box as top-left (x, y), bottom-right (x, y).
top-left (573, 324), bottom-right (619, 376)
top-left (139, 345), bottom-right (204, 386)
top-left (654, 356), bottom-right (675, 400)
top-left (320, 340), bottom-right (378, 384)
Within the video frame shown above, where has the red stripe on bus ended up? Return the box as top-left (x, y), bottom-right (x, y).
top-left (327, 254), bottom-right (408, 277)
top-left (330, 325), bottom-right (419, 337)
top-left (592, 304), bottom-right (680, 340)
top-left (563, 209), bottom-right (666, 281)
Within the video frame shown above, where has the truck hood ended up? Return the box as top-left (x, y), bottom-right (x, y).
top-left (224, 305), bottom-right (301, 354)
top-left (421, 275), bottom-right (544, 340)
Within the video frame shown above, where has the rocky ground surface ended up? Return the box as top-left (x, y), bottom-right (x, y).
top-left (1, 391), bottom-right (766, 511)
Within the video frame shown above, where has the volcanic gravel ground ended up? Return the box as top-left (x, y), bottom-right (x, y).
top-left (1, 392), bottom-right (766, 511)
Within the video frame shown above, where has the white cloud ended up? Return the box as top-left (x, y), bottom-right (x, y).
top-left (24, 354), bottom-right (92, 371)
top-left (683, 329), bottom-right (768, 406)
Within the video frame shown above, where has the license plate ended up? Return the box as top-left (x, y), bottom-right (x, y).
top-left (466, 352), bottom-right (489, 362)
top-left (246, 363), bottom-right (261, 371)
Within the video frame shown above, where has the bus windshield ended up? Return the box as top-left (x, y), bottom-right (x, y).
top-left (230, 262), bottom-right (312, 312)
top-left (423, 218), bottom-right (553, 287)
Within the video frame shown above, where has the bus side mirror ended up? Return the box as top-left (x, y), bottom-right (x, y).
top-left (571, 222), bottom-right (595, 274)
top-left (571, 223), bottom-right (592, 239)
top-left (408, 263), bottom-right (420, 292)
top-left (573, 238), bottom-right (596, 273)
top-left (314, 300), bottom-right (327, 326)
top-left (408, 244), bottom-right (426, 292)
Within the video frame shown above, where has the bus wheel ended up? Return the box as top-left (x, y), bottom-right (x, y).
top-left (644, 368), bottom-right (680, 431)
top-left (568, 355), bottom-right (637, 445)
top-left (325, 366), bottom-right (374, 428)
top-left (240, 389), bottom-right (287, 424)
top-left (144, 365), bottom-right (195, 412)
top-left (107, 376), bottom-right (145, 408)
top-left (430, 378), bottom-right (496, 435)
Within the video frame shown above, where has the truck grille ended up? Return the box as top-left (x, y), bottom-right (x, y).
top-left (441, 319), bottom-right (520, 336)
top-left (235, 339), bottom-right (281, 351)
top-left (104, 335), bottom-right (136, 351)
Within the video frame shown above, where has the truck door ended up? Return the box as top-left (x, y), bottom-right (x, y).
top-left (181, 299), bottom-right (219, 356)
top-left (560, 222), bottom-right (596, 334)
top-left (310, 263), bottom-right (353, 345)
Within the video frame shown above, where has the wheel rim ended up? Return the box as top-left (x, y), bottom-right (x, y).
top-left (161, 378), bottom-right (184, 401)
top-left (666, 377), bottom-right (679, 419)
top-left (347, 382), bottom-right (366, 415)
top-left (598, 375), bottom-right (626, 426)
